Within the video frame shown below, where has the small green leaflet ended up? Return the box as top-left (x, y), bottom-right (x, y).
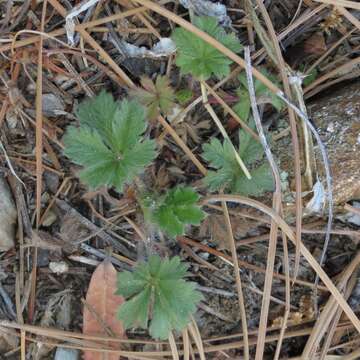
top-left (234, 68), bottom-right (284, 121)
top-left (302, 68), bottom-right (318, 87)
top-left (175, 88), bottom-right (193, 105)
top-left (63, 91), bottom-right (157, 192)
top-left (129, 75), bottom-right (176, 120)
top-left (116, 255), bottom-right (203, 340)
top-left (202, 126), bottom-right (274, 195)
top-left (144, 187), bottom-right (205, 237)
top-left (172, 16), bottom-right (242, 80)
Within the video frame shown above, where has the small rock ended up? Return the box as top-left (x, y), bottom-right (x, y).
top-left (42, 210), bottom-right (57, 227)
top-left (54, 347), bottom-right (79, 360)
top-left (0, 176), bottom-right (17, 251)
top-left (49, 261), bottom-right (69, 274)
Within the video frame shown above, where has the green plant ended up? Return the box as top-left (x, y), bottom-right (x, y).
top-left (129, 75), bottom-right (176, 120)
top-left (302, 67), bottom-right (318, 87)
top-left (175, 88), bottom-right (193, 105)
top-left (202, 125), bottom-right (274, 195)
top-left (234, 68), bottom-right (284, 121)
top-left (172, 16), bottom-right (242, 80)
top-left (63, 91), bottom-right (156, 192)
top-left (116, 255), bottom-right (203, 339)
top-left (142, 186), bottom-right (205, 237)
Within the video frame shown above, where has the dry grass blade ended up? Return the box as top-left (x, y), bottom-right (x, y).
top-left (319, 273), bottom-right (358, 360)
top-left (222, 202), bottom-right (249, 359)
top-left (202, 82), bottom-right (259, 141)
top-left (273, 231), bottom-right (291, 360)
top-left (157, 115), bottom-right (207, 175)
top-left (301, 252), bottom-right (360, 359)
top-left (314, 0), bottom-right (360, 9)
top-left (253, 0), bottom-right (303, 284)
top-left (168, 332), bottom-right (180, 360)
top-left (188, 319), bottom-right (205, 360)
top-left (182, 328), bottom-right (190, 360)
top-left (200, 82), bottom-right (251, 179)
top-left (0, 320), bottom-right (354, 356)
top-left (244, 46), bottom-right (282, 360)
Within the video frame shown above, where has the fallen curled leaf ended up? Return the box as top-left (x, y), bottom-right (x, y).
top-left (199, 214), bottom-right (256, 250)
top-left (83, 260), bottom-right (126, 360)
top-left (303, 32), bottom-right (326, 55)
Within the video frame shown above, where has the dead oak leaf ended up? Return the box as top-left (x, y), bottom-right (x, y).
top-left (83, 260), bottom-right (126, 360)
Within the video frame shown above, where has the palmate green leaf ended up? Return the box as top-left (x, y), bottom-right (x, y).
top-left (202, 130), bottom-right (274, 196)
top-left (152, 187), bottom-right (205, 237)
top-left (172, 16), bottom-right (242, 80)
top-left (129, 76), bottom-right (176, 120)
top-left (63, 92), bottom-right (157, 192)
top-left (235, 68), bottom-right (284, 121)
top-left (116, 256), bottom-right (203, 340)
top-left (233, 163), bottom-right (274, 196)
top-left (76, 90), bottom-right (118, 147)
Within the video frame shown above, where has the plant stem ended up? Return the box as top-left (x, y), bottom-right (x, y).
top-left (200, 81), bottom-right (252, 179)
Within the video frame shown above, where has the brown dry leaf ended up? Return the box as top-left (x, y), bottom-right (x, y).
top-left (303, 32), bottom-right (326, 55)
top-left (199, 214), bottom-right (255, 250)
top-left (83, 260), bottom-right (126, 360)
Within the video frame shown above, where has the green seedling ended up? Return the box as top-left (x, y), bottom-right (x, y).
top-left (116, 255), bottom-right (203, 339)
top-left (172, 16), bottom-right (242, 80)
top-left (234, 68), bottom-right (284, 121)
top-left (202, 124), bottom-right (274, 195)
top-left (63, 91), bottom-right (157, 192)
top-left (129, 75), bottom-right (176, 121)
top-left (142, 186), bottom-right (205, 237)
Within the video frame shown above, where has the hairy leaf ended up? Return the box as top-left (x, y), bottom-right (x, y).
top-left (129, 76), bottom-right (176, 120)
top-left (150, 187), bottom-right (205, 237)
top-left (202, 129), bottom-right (274, 195)
top-left (63, 92), bottom-right (157, 192)
top-left (172, 16), bottom-right (242, 80)
top-left (116, 256), bottom-right (203, 340)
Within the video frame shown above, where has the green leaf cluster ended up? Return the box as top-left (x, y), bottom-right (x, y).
top-left (63, 91), bottom-right (156, 192)
top-left (129, 75), bottom-right (176, 120)
top-left (143, 187), bottom-right (205, 237)
top-left (172, 16), bottom-right (242, 80)
top-left (234, 68), bottom-right (284, 121)
top-left (202, 126), bottom-right (274, 195)
top-left (116, 255), bottom-right (203, 339)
